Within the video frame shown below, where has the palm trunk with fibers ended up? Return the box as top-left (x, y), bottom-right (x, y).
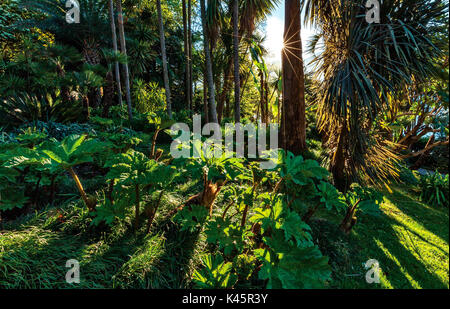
top-left (116, 0), bottom-right (133, 121)
top-left (157, 0), bottom-right (173, 118)
top-left (82, 39), bottom-right (102, 110)
top-left (200, 0), bottom-right (218, 123)
top-left (331, 123), bottom-right (350, 192)
top-left (101, 70), bottom-right (114, 117)
top-left (182, 0), bottom-right (191, 112)
top-left (232, 0), bottom-right (241, 123)
top-left (108, 0), bottom-right (123, 108)
top-left (339, 200), bottom-right (360, 234)
top-left (281, 0), bottom-right (306, 154)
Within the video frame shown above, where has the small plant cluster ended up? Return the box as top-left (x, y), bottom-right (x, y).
top-left (0, 114), bottom-right (175, 231)
top-left (418, 172), bottom-right (449, 208)
top-left (168, 150), bottom-right (383, 288)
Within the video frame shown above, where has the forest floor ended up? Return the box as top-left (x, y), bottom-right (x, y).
top-left (0, 180), bottom-right (448, 289)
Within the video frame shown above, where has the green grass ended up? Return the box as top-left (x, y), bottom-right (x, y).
top-left (1, 183), bottom-right (448, 289)
top-left (0, 178), bottom-right (208, 289)
top-left (311, 184), bottom-right (449, 289)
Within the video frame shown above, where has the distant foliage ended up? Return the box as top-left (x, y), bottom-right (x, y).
top-left (15, 121), bottom-right (96, 140)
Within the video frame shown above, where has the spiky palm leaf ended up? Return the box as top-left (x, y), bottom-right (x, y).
top-left (305, 0), bottom-right (446, 189)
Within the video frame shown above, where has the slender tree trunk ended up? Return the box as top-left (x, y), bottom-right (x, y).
top-left (157, 0), bottom-right (173, 118)
top-left (203, 74), bottom-right (209, 123)
top-left (68, 167), bottom-right (95, 211)
top-left (108, 0), bottom-right (123, 108)
top-left (217, 63), bottom-right (233, 123)
top-left (135, 184), bottom-right (140, 230)
top-left (200, 0), bottom-right (218, 123)
top-left (116, 0), bottom-right (133, 121)
top-left (232, 0), bottom-right (241, 123)
top-left (188, 0), bottom-right (193, 111)
top-left (101, 70), bottom-right (115, 117)
top-left (225, 93), bottom-right (230, 119)
top-left (260, 69), bottom-right (266, 123)
top-left (182, 0), bottom-right (191, 112)
top-left (264, 78), bottom-right (269, 123)
top-left (217, 64), bottom-right (232, 123)
top-left (281, 0), bottom-right (306, 154)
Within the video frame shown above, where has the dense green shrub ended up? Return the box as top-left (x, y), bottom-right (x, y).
top-left (418, 172), bottom-right (449, 207)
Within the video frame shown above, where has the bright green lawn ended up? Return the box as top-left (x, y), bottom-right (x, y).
top-left (312, 185), bottom-right (449, 289)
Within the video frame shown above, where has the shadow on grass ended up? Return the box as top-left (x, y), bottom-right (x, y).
top-left (384, 188), bottom-right (449, 245)
top-left (312, 186), bottom-right (449, 289)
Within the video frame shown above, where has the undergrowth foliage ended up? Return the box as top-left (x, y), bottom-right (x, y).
top-left (1, 117), bottom-right (386, 289)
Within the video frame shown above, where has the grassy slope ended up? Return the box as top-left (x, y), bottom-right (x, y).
top-left (1, 182), bottom-right (448, 289)
top-left (312, 185), bottom-right (449, 289)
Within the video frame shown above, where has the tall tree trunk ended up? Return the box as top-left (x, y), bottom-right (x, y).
top-left (101, 70), bottom-right (114, 117)
top-left (116, 0), bottom-right (133, 121)
top-left (259, 69), bottom-right (266, 123)
top-left (183, 0), bottom-right (191, 112)
top-left (200, 0), bottom-right (218, 123)
top-left (225, 93), bottom-right (230, 119)
top-left (217, 62), bottom-right (232, 123)
top-left (265, 78), bottom-right (269, 123)
top-left (157, 0), bottom-right (173, 118)
top-left (281, 0), bottom-right (306, 154)
top-left (203, 74), bottom-right (209, 123)
top-left (331, 123), bottom-right (350, 192)
top-left (232, 0), bottom-right (241, 123)
top-left (188, 0), bottom-right (194, 111)
top-left (108, 0), bottom-right (123, 108)
top-left (82, 39), bottom-right (102, 110)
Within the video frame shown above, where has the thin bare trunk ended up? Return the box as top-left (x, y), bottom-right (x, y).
top-left (108, 0), bottom-right (123, 108)
top-left (203, 74), bottom-right (209, 122)
top-left (183, 0), bottom-right (191, 112)
top-left (200, 0), bottom-right (218, 123)
top-left (68, 167), bottom-right (95, 211)
top-left (157, 0), bottom-right (172, 118)
top-left (116, 0), bottom-right (133, 121)
top-left (188, 0), bottom-right (193, 111)
top-left (232, 0), bottom-right (241, 123)
top-left (135, 184), bottom-right (140, 230)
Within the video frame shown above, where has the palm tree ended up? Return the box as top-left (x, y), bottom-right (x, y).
top-left (107, 0), bottom-right (123, 108)
top-left (19, 0), bottom-right (110, 112)
top-left (200, 0), bottom-right (218, 123)
top-left (156, 0), bottom-right (172, 118)
top-left (305, 0), bottom-right (445, 190)
top-left (281, 0), bottom-right (306, 154)
top-left (116, 0), bottom-right (133, 121)
top-left (216, 0), bottom-right (279, 123)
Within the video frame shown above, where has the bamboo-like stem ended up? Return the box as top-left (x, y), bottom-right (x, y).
top-left (68, 167), bottom-right (90, 208)
top-left (151, 129), bottom-right (160, 159)
top-left (135, 184), bottom-right (140, 230)
top-left (146, 190), bottom-right (165, 234)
